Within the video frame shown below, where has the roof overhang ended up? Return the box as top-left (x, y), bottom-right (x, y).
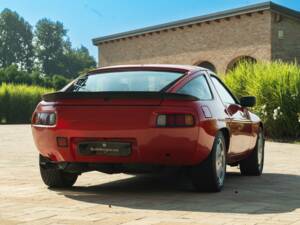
top-left (92, 1), bottom-right (300, 46)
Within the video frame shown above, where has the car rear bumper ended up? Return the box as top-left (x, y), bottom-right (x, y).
top-left (32, 126), bottom-right (212, 166)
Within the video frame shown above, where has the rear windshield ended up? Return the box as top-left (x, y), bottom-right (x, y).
top-left (69, 71), bottom-right (184, 92)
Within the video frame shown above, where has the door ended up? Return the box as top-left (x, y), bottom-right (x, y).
top-left (210, 75), bottom-right (252, 155)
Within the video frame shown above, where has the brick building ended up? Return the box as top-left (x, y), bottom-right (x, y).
top-left (92, 2), bottom-right (300, 74)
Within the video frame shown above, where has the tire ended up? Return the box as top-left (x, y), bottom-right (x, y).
top-left (190, 132), bottom-right (227, 192)
top-left (240, 127), bottom-right (264, 176)
top-left (39, 155), bottom-right (78, 188)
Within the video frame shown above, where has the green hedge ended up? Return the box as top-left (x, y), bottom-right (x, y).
top-left (0, 65), bottom-right (69, 90)
top-left (224, 61), bottom-right (300, 140)
top-left (0, 83), bottom-right (54, 124)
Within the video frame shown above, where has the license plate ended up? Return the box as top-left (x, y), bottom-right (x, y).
top-left (78, 141), bottom-right (131, 156)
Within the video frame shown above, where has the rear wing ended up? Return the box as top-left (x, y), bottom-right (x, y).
top-left (42, 91), bottom-right (199, 102)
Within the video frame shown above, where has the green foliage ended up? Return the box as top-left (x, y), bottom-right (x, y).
top-left (34, 19), bottom-right (96, 78)
top-left (35, 18), bottom-right (67, 76)
top-left (0, 8), bottom-right (34, 70)
top-left (0, 9), bottom-right (96, 79)
top-left (0, 65), bottom-right (69, 90)
top-left (0, 83), bottom-right (54, 124)
top-left (51, 74), bottom-right (69, 90)
top-left (224, 61), bottom-right (300, 139)
top-left (62, 46), bottom-right (96, 78)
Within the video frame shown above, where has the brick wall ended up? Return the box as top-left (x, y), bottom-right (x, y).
top-left (271, 13), bottom-right (300, 63)
top-left (97, 11), bottom-right (272, 74)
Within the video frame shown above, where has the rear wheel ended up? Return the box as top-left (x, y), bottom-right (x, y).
top-left (240, 127), bottom-right (264, 176)
top-left (39, 155), bottom-right (78, 188)
top-left (190, 132), bottom-right (226, 192)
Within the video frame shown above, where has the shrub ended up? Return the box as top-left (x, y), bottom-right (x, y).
top-left (52, 75), bottom-right (69, 90)
top-left (0, 83), bottom-right (54, 124)
top-left (224, 61), bottom-right (300, 140)
top-left (0, 65), bottom-right (70, 89)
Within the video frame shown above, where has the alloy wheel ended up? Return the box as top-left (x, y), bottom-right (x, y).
top-left (215, 139), bottom-right (226, 186)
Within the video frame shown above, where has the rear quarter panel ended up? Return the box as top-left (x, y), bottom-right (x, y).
top-left (248, 111), bottom-right (262, 149)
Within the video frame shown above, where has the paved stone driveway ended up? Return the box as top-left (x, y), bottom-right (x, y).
top-left (0, 125), bottom-right (300, 225)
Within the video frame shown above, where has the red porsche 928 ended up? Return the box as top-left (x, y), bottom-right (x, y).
top-left (31, 64), bottom-right (264, 192)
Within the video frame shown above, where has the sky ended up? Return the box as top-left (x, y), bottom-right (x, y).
top-left (1, 0), bottom-right (300, 62)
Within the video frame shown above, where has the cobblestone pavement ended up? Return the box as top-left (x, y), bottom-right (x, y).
top-left (0, 125), bottom-right (300, 225)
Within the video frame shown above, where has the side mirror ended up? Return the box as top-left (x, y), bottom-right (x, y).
top-left (240, 96), bottom-right (256, 107)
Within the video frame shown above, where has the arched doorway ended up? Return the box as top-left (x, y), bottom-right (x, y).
top-left (197, 61), bottom-right (216, 73)
top-left (226, 56), bottom-right (257, 73)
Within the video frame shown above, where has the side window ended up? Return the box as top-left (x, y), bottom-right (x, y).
top-left (211, 76), bottom-right (236, 104)
top-left (177, 75), bottom-right (212, 100)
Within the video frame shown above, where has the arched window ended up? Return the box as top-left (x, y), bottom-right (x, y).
top-left (197, 61), bottom-right (216, 73)
top-left (226, 56), bottom-right (257, 73)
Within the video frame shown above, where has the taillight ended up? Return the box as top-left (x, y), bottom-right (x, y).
top-left (157, 114), bottom-right (195, 127)
top-left (32, 112), bottom-right (56, 126)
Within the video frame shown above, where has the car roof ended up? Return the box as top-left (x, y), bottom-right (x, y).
top-left (88, 64), bottom-right (208, 75)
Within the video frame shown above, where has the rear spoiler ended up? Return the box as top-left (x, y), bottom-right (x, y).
top-left (42, 91), bottom-right (199, 102)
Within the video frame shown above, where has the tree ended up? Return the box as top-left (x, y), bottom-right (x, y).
top-left (62, 45), bottom-right (96, 78)
top-left (0, 12), bottom-right (96, 80)
top-left (34, 18), bottom-right (67, 76)
top-left (0, 9), bottom-right (34, 71)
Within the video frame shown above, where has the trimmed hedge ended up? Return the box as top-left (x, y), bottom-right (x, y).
top-left (224, 61), bottom-right (300, 140)
top-left (0, 83), bottom-right (54, 124)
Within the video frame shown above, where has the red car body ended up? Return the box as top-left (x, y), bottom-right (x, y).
top-left (32, 64), bottom-right (264, 191)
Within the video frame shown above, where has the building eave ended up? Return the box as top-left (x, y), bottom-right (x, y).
top-left (92, 1), bottom-right (300, 45)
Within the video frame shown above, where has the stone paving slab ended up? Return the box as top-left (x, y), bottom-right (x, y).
top-left (0, 125), bottom-right (300, 225)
